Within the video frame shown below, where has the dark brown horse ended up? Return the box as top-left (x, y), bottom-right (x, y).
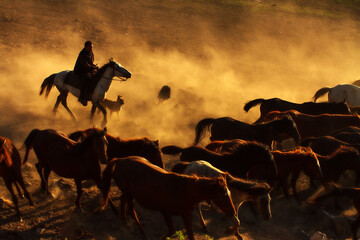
top-left (258, 110), bottom-right (360, 140)
top-left (193, 116), bottom-right (300, 148)
top-left (0, 137), bottom-right (33, 221)
top-left (69, 128), bottom-right (164, 169)
top-left (102, 156), bottom-right (240, 240)
top-left (270, 147), bottom-right (322, 200)
top-left (23, 128), bottom-right (117, 212)
top-left (161, 141), bottom-right (277, 183)
top-left (311, 185), bottom-right (360, 240)
top-left (171, 160), bottom-right (272, 238)
top-left (243, 98), bottom-right (351, 123)
top-left (331, 127), bottom-right (360, 145)
top-left (205, 139), bottom-right (249, 154)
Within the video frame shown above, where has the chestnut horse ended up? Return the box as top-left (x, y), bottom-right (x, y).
top-left (244, 98), bottom-right (351, 123)
top-left (161, 141), bottom-right (277, 183)
top-left (311, 185), bottom-right (360, 240)
top-left (69, 128), bottom-right (164, 169)
top-left (193, 116), bottom-right (300, 148)
top-left (270, 147), bottom-right (322, 201)
top-left (205, 139), bottom-right (250, 154)
top-left (0, 137), bottom-right (34, 221)
top-left (171, 160), bottom-right (272, 239)
top-left (257, 110), bottom-right (360, 140)
top-left (23, 128), bottom-right (117, 212)
top-left (102, 156), bottom-right (240, 240)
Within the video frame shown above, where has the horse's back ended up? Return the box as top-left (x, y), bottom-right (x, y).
top-left (329, 84), bottom-right (360, 106)
top-left (184, 160), bottom-right (225, 178)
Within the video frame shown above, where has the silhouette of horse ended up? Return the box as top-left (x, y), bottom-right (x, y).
top-left (102, 156), bottom-right (240, 240)
top-left (99, 95), bottom-right (124, 118)
top-left (313, 84), bottom-right (360, 106)
top-left (244, 98), bottom-right (350, 123)
top-left (40, 59), bottom-right (131, 126)
top-left (316, 146), bottom-right (360, 186)
top-left (258, 110), bottom-right (360, 140)
top-left (171, 160), bottom-right (271, 239)
top-left (193, 116), bottom-right (300, 148)
top-left (69, 128), bottom-right (164, 169)
top-left (310, 184), bottom-right (360, 240)
top-left (23, 128), bottom-right (117, 212)
top-left (158, 85), bottom-right (171, 103)
top-left (270, 147), bottom-right (322, 201)
top-left (161, 141), bottom-right (277, 183)
top-left (0, 137), bottom-right (34, 221)
top-left (331, 127), bottom-right (360, 145)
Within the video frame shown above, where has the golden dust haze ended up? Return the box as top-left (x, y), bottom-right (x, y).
top-left (1, 0), bottom-right (360, 147)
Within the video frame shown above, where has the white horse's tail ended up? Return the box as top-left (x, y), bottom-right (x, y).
top-left (312, 87), bottom-right (332, 102)
top-left (40, 73), bottom-right (57, 97)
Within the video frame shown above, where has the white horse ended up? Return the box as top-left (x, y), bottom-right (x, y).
top-left (313, 84), bottom-right (360, 106)
top-left (40, 59), bottom-right (131, 126)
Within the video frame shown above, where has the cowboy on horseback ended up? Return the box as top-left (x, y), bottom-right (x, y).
top-left (74, 41), bottom-right (99, 106)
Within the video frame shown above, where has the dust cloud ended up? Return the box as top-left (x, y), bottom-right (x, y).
top-left (1, 0), bottom-right (360, 148)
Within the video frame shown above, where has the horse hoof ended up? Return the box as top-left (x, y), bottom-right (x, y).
top-left (18, 217), bottom-right (23, 222)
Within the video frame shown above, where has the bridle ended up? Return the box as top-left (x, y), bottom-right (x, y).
top-left (101, 64), bottom-right (128, 82)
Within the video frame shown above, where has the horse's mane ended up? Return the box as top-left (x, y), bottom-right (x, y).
top-left (226, 173), bottom-right (270, 194)
top-left (92, 60), bottom-right (115, 80)
top-left (72, 130), bottom-right (103, 154)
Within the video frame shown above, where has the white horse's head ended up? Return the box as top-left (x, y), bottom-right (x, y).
top-left (108, 58), bottom-right (131, 80)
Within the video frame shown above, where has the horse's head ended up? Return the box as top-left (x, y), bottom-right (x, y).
top-left (90, 127), bottom-right (108, 164)
top-left (256, 189), bottom-right (272, 220)
top-left (141, 138), bottom-right (164, 169)
top-left (302, 149), bottom-right (323, 180)
top-left (272, 115), bottom-right (300, 144)
top-left (109, 59), bottom-right (131, 79)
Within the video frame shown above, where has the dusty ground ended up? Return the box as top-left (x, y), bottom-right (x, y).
top-left (1, 0), bottom-right (360, 239)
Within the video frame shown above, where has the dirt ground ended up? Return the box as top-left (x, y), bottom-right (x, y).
top-left (1, 0), bottom-right (360, 239)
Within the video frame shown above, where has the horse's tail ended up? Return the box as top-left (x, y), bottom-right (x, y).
top-left (101, 159), bottom-right (120, 209)
top-left (161, 145), bottom-right (184, 155)
top-left (171, 162), bottom-right (190, 174)
top-left (68, 130), bottom-right (83, 142)
top-left (244, 98), bottom-right (265, 112)
top-left (22, 129), bottom-right (40, 165)
top-left (312, 87), bottom-right (332, 102)
top-left (40, 73), bottom-right (56, 97)
top-left (193, 118), bottom-right (216, 145)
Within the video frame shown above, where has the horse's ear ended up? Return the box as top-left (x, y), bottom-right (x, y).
top-left (109, 58), bottom-right (114, 62)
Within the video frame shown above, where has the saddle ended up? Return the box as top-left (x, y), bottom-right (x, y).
top-left (64, 71), bottom-right (99, 100)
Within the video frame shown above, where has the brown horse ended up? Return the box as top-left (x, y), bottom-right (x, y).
top-left (269, 147), bottom-right (322, 201)
top-left (205, 139), bottom-right (250, 154)
top-left (69, 128), bottom-right (164, 169)
top-left (311, 185), bottom-right (360, 240)
top-left (258, 110), bottom-right (360, 140)
top-left (102, 156), bottom-right (240, 240)
top-left (161, 141), bottom-right (277, 183)
top-left (193, 116), bottom-right (300, 148)
top-left (171, 160), bottom-right (272, 238)
top-left (243, 98), bottom-right (351, 123)
top-left (0, 137), bottom-right (34, 221)
top-left (330, 127), bottom-right (360, 145)
top-left (23, 128), bottom-right (116, 211)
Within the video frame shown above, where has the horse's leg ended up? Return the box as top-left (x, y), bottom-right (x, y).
top-left (352, 215), bottom-right (360, 240)
top-left (161, 213), bottom-right (176, 239)
top-left (43, 167), bottom-right (53, 196)
top-left (35, 162), bottom-right (46, 193)
top-left (290, 170), bottom-right (301, 201)
top-left (93, 177), bottom-right (119, 215)
top-left (127, 197), bottom-right (149, 239)
top-left (280, 176), bottom-right (290, 198)
top-left (61, 93), bottom-right (77, 122)
top-left (93, 102), bottom-right (107, 127)
top-left (15, 173), bottom-right (34, 206)
top-left (182, 211), bottom-right (195, 240)
top-left (53, 93), bottom-right (64, 114)
top-left (90, 104), bottom-right (97, 121)
top-left (196, 203), bottom-right (208, 232)
top-left (74, 178), bottom-right (83, 209)
top-left (4, 179), bottom-right (21, 221)
top-left (120, 194), bottom-right (127, 221)
top-left (14, 182), bottom-right (24, 199)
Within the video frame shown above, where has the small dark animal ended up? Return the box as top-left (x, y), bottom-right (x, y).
top-left (158, 85), bottom-right (171, 103)
top-left (102, 156), bottom-right (239, 240)
top-left (0, 137), bottom-right (34, 221)
top-left (99, 95), bottom-right (124, 118)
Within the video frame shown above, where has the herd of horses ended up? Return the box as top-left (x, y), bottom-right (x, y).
top-left (4, 82), bottom-right (360, 239)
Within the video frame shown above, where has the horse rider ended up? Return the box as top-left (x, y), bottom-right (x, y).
top-left (74, 41), bottom-right (99, 106)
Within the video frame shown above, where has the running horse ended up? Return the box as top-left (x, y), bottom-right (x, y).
top-left (102, 156), bottom-right (240, 240)
top-left (313, 84), bottom-right (360, 106)
top-left (244, 98), bottom-right (351, 123)
top-left (193, 116), bottom-right (300, 148)
top-left (40, 59), bottom-right (131, 126)
top-left (0, 137), bottom-right (34, 221)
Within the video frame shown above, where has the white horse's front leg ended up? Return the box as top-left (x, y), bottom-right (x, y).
top-left (91, 102), bottom-right (107, 127)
